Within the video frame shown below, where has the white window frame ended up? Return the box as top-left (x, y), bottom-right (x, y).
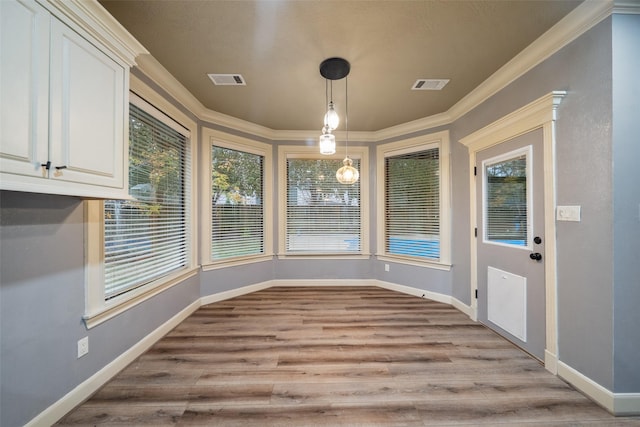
top-left (376, 130), bottom-right (451, 270)
top-left (84, 85), bottom-right (198, 329)
top-left (201, 128), bottom-right (273, 270)
top-left (277, 145), bottom-right (370, 258)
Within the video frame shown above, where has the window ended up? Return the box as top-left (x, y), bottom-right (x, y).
top-left (278, 146), bottom-right (369, 256)
top-left (85, 92), bottom-right (196, 327)
top-left (377, 131), bottom-right (451, 268)
top-left (211, 146), bottom-right (264, 260)
top-left (483, 147), bottom-right (531, 247)
top-left (103, 100), bottom-right (190, 298)
top-left (203, 130), bottom-right (272, 268)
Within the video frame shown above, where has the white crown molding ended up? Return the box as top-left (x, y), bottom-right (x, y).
top-left (43, 0), bottom-right (147, 66)
top-left (134, 56), bottom-right (220, 125)
top-left (371, 111), bottom-right (453, 142)
top-left (100, 0), bottom-right (613, 142)
top-left (448, 0), bottom-right (613, 124)
top-left (613, 0), bottom-right (640, 14)
top-left (460, 91), bottom-right (566, 150)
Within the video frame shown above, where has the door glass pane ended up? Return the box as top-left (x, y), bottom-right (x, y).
top-left (485, 154), bottom-right (527, 247)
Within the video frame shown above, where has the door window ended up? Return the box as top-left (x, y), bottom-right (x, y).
top-left (483, 147), bottom-right (531, 249)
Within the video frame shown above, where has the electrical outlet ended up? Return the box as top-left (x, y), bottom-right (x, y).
top-left (384, 264), bottom-right (390, 272)
top-left (77, 337), bottom-right (89, 358)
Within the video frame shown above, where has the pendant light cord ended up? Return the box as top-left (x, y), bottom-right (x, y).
top-left (345, 76), bottom-right (349, 158)
top-left (324, 79), bottom-right (328, 127)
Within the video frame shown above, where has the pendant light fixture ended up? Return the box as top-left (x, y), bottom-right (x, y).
top-left (335, 75), bottom-right (359, 185)
top-left (319, 58), bottom-right (350, 156)
top-left (318, 57), bottom-right (359, 184)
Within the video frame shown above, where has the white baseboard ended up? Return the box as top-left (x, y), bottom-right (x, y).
top-left (273, 279), bottom-right (379, 288)
top-left (375, 279), bottom-right (450, 303)
top-left (451, 296), bottom-right (474, 319)
top-left (26, 299), bottom-right (201, 427)
top-left (200, 280), bottom-right (275, 305)
top-left (614, 393), bottom-right (640, 416)
top-left (558, 361), bottom-right (640, 416)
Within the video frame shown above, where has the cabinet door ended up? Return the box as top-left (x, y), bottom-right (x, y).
top-left (0, 0), bottom-right (50, 178)
top-left (49, 17), bottom-right (126, 189)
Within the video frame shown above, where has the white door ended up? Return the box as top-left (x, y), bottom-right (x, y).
top-left (49, 17), bottom-right (126, 189)
top-left (0, 0), bottom-right (50, 178)
top-left (476, 129), bottom-right (546, 360)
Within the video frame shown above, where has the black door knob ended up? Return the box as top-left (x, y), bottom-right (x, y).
top-left (530, 252), bottom-right (542, 261)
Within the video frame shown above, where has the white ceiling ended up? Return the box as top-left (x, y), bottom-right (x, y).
top-left (99, 0), bottom-right (582, 132)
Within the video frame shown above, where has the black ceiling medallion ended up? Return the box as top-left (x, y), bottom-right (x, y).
top-left (319, 57), bottom-right (351, 81)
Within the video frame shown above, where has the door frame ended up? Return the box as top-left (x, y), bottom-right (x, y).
top-left (460, 91), bottom-right (565, 373)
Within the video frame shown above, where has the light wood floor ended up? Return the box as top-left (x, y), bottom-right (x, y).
top-left (58, 286), bottom-right (639, 426)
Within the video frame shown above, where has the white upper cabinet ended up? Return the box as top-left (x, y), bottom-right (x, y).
top-left (0, 0), bottom-right (134, 199)
top-left (48, 17), bottom-right (125, 190)
top-left (0, 0), bottom-right (50, 180)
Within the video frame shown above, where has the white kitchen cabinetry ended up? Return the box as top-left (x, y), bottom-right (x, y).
top-left (1, 0), bottom-right (130, 199)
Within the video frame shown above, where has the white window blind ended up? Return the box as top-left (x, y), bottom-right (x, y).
top-left (286, 158), bottom-right (361, 253)
top-left (103, 101), bottom-right (190, 300)
top-left (385, 148), bottom-right (440, 260)
top-left (211, 145), bottom-right (264, 260)
top-left (485, 154), bottom-right (528, 246)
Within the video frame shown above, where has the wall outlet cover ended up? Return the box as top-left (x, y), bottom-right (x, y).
top-left (77, 336), bottom-right (89, 358)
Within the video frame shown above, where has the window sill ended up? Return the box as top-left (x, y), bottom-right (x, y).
top-left (201, 254), bottom-right (274, 271)
top-left (277, 253), bottom-right (372, 260)
top-left (83, 267), bottom-right (199, 329)
top-left (376, 254), bottom-right (452, 271)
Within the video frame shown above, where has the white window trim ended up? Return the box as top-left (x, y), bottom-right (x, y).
top-left (277, 145), bottom-right (370, 258)
top-left (376, 130), bottom-right (451, 269)
top-left (200, 128), bottom-right (273, 269)
top-left (84, 85), bottom-right (198, 329)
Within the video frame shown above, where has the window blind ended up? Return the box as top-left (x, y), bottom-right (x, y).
top-left (211, 146), bottom-right (264, 260)
top-left (385, 148), bottom-right (440, 259)
top-left (485, 155), bottom-right (527, 246)
top-left (104, 102), bottom-right (190, 300)
top-left (286, 158), bottom-right (361, 253)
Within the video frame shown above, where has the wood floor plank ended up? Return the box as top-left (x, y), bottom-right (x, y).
top-left (56, 286), bottom-right (639, 426)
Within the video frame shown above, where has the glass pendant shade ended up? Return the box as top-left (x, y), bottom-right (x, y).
top-left (336, 156), bottom-right (359, 184)
top-left (324, 102), bottom-right (339, 130)
top-left (319, 129), bottom-right (336, 155)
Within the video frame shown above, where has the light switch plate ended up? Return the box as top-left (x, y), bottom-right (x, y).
top-left (557, 205), bottom-right (581, 222)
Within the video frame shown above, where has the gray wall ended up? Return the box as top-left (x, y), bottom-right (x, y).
top-left (612, 13), bottom-right (640, 393)
top-left (0, 191), bottom-right (200, 427)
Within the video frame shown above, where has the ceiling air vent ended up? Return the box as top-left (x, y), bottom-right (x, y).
top-left (411, 79), bottom-right (449, 91)
top-left (208, 74), bottom-right (246, 86)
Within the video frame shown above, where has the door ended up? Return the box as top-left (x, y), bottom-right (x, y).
top-left (0, 0), bottom-right (50, 178)
top-left (49, 17), bottom-right (126, 189)
top-left (476, 128), bottom-right (546, 360)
